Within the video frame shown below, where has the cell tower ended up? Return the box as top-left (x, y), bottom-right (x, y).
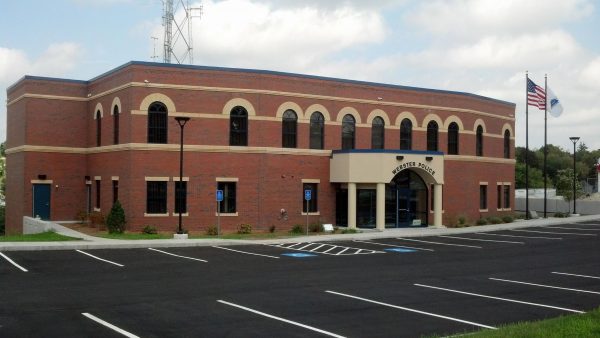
top-left (162, 0), bottom-right (202, 64)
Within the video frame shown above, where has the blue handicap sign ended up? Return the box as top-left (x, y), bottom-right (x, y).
top-left (281, 252), bottom-right (317, 258)
top-left (216, 190), bottom-right (223, 202)
top-left (384, 248), bottom-right (417, 253)
top-left (304, 189), bottom-right (312, 201)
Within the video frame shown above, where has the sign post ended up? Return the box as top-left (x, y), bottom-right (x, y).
top-left (216, 189), bottom-right (223, 237)
top-left (304, 189), bottom-right (311, 235)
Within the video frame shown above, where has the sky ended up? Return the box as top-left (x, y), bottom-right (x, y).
top-left (1, 0), bottom-right (599, 151)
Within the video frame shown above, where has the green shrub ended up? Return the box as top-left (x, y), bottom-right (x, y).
top-left (502, 215), bottom-right (514, 223)
top-left (476, 218), bottom-right (488, 226)
top-left (458, 215), bottom-right (467, 225)
top-left (554, 212), bottom-right (568, 218)
top-left (487, 216), bottom-right (503, 224)
top-left (268, 225), bottom-right (276, 233)
top-left (206, 225), bottom-right (218, 236)
top-left (237, 223), bottom-right (252, 234)
top-left (105, 201), bottom-right (126, 234)
top-left (341, 228), bottom-right (358, 234)
top-left (289, 224), bottom-right (304, 234)
top-left (142, 225), bottom-right (157, 234)
top-left (309, 223), bottom-right (324, 233)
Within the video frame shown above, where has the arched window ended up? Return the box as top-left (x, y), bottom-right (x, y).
top-left (342, 114), bottom-right (356, 150)
top-left (476, 125), bottom-right (484, 156)
top-left (447, 122), bottom-right (459, 155)
top-left (230, 106), bottom-right (248, 146)
top-left (148, 102), bottom-right (168, 144)
top-left (282, 109), bottom-right (297, 148)
top-left (309, 112), bottom-right (324, 149)
top-left (504, 129), bottom-right (511, 159)
top-left (371, 116), bottom-right (385, 149)
top-left (427, 121), bottom-right (438, 151)
top-left (96, 110), bottom-right (102, 146)
top-left (113, 105), bottom-right (119, 145)
top-left (400, 119), bottom-right (412, 150)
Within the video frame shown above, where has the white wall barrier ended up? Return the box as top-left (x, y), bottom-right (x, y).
top-left (23, 216), bottom-right (52, 234)
top-left (515, 197), bottom-right (600, 215)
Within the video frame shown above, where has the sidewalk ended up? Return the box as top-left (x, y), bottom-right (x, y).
top-left (2, 214), bottom-right (599, 252)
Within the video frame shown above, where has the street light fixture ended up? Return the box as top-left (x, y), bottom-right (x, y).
top-left (569, 136), bottom-right (580, 215)
top-left (175, 116), bottom-right (190, 235)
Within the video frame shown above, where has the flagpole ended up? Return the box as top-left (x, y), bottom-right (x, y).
top-left (525, 71), bottom-right (530, 220)
top-left (544, 74), bottom-right (548, 218)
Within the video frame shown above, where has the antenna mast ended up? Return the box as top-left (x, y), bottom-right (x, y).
top-left (162, 0), bottom-right (202, 64)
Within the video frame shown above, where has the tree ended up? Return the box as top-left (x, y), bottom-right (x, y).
top-left (555, 169), bottom-right (584, 214)
top-left (106, 200), bottom-right (126, 234)
top-left (515, 162), bottom-right (544, 189)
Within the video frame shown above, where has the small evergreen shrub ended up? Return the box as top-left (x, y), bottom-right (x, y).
top-left (309, 223), bottom-right (324, 233)
top-left (289, 224), bottom-right (304, 234)
top-left (458, 215), bottom-right (467, 226)
top-left (341, 228), bottom-right (358, 234)
top-left (206, 225), bottom-right (218, 236)
top-left (502, 215), bottom-right (514, 223)
top-left (268, 225), bottom-right (276, 233)
top-left (476, 218), bottom-right (488, 226)
top-left (554, 212), bottom-right (568, 218)
top-left (105, 201), bottom-right (126, 234)
top-left (142, 225), bottom-right (157, 234)
top-left (487, 216), bottom-right (503, 224)
top-left (237, 223), bottom-right (252, 234)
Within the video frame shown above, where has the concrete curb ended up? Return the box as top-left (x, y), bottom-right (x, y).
top-left (1, 215), bottom-right (599, 252)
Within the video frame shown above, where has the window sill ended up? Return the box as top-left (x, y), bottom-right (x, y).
top-left (429, 210), bottom-right (445, 214)
top-left (479, 209), bottom-right (489, 212)
top-left (93, 208), bottom-right (101, 212)
top-left (301, 212), bottom-right (320, 216)
top-left (215, 212), bottom-right (238, 217)
top-left (144, 213), bottom-right (170, 217)
top-left (171, 213), bottom-right (189, 217)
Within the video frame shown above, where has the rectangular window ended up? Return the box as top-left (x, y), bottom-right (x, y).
top-left (479, 185), bottom-right (487, 210)
top-left (497, 185), bottom-right (502, 209)
top-left (146, 181), bottom-right (167, 214)
top-left (175, 181), bottom-right (187, 214)
top-left (218, 182), bottom-right (236, 213)
top-left (112, 180), bottom-right (119, 204)
top-left (86, 184), bottom-right (92, 214)
top-left (95, 180), bottom-right (101, 209)
top-left (504, 185), bottom-right (511, 209)
top-left (302, 183), bottom-right (318, 213)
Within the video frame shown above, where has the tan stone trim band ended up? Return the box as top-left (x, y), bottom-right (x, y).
top-left (216, 177), bottom-right (238, 182)
top-left (145, 177), bottom-right (170, 181)
top-left (30, 179), bottom-right (53, 184)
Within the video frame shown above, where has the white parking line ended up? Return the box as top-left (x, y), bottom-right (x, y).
top-left (552, 272), bottom-right (600, 280)
top-left (76, 250), bottom-right (124, 267)
top-left (310, 244), bottom-right (326, 252)
top-left (478, 233), bottom-right (562, 240)
top-left (353, 240), bottom-right (435, 251)
top-left (439, 235), bottom-right (524, 245)
top-left (396, 238), bottom-right (482, 249)
top-left (414, 284), bottom-right (583, 313)
top-left (148, 248), bottom-right (208, 262)
top-left (297, 243), bottom-right (314, 250)
top-left (0, 252), bottom-right (28, 272)
top-left (489, 278), bottom-right (600, 295)
top-left (546, 226), bottom-right (600, 231)
top-left (510, 229), bottom-right (597, 236)
top-left (82, 313), bottom-right (140, 338)
top-left (217, 300), bottom-right (346, 338)
top-left (325, 290), bottom-right (496, 329)
top-left (213, 246), bottom-right (279, 259)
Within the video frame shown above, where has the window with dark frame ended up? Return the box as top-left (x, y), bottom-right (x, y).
top-left (148, 102), bottom-right (168, 144)
top-left (113, 105), bottom-right (119, 145)
top-left (476, 125), bottom-right (484, 156)
top-left (217, 182), bottom-right (236, 213)
top-left (479, 185), bottom-right (487, 210)
top-left (497, 185), bottom-right (502, 209)
top-left (112, 180), bottom-right (118, 205)
top-left (400, 119), bottom-right (412, 150)
top-left (447, 122), bottom-right (459, 155)
top-left (96, 111), bottom-right (102, 146)
top-left (95, 179), bottom-right (101, 209)
top-left (174, 181), bottom-right (187, 214)
top-left (504, 185), bottom-right (511, 209)
top-left (309, 112), bottom-right (324, 149)
top-left (371, 116), bottom-right (385, 149)
top-left (282, 109), bottom-right (297, 148)
top-left (229, 106), bottom-right (248, 146)
top-left (86, 184), bottom-right (92, 214)
top-left (146, 181), bottom-right (167, 214)
top-left (427, 121), bottom-right (439, 151)
top-left (302, 183), bottom-right (318, 213)
top-left (504, 130), bottom-right (511, 159)
top-left (341, 114), bottom-right (355, 150)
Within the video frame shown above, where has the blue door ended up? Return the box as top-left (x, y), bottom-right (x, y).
top-left (33, 184), bottom-right (51, 220)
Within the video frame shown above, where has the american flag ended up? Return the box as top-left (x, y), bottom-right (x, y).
top-left (527, 78), bottom-right (546, 110)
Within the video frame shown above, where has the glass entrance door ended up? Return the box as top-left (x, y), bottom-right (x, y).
top-left (397, 188), bottom-right (412, 227)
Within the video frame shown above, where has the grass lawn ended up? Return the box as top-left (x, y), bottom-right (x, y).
top-left (189, 231), bottom-right (306, 240)
top-left (0, 231), bottom-right (82, 242)
top-left (447, 307), bottom-right (600, 338)
top-left (97, 232), bottom-right (171, 240)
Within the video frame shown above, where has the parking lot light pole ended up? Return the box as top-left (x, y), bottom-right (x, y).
top-left (175, 117), bottom-right (190, 235)
top-left (569, 136), bottom-right (580, 215)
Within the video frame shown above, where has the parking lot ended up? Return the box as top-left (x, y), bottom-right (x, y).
top-left (1, 221), bottom-right (600, 337)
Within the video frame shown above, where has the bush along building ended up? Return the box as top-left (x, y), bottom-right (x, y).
top-left (5, 61), bottom-right (516, 234)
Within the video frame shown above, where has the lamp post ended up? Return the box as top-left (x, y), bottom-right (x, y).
top-left (569, 136), bottom-right (580, 215)
top-left (175, 116), bottom-right (190, 235)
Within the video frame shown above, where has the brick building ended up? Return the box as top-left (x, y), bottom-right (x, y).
top-left (5, 61), bottom-right (516, 234)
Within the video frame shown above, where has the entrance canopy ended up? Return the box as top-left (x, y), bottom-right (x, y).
top-left (330, 149), bottom-right (444, 185)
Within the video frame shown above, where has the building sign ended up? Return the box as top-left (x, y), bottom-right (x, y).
top-left (392, 161), bottom-right (436, 178)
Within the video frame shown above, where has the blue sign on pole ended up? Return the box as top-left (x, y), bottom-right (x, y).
top-left (304, 189), bottom-right (312, 201)
top-left (216, 190), bottom-right (224, 202)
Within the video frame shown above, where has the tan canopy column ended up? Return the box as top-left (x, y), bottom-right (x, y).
top-left (433, 183), bottom-right (443, 227)
top-left (348, 183), bottom-right (357, 229)
top-left (376, 183), bottom-right (385, 230)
